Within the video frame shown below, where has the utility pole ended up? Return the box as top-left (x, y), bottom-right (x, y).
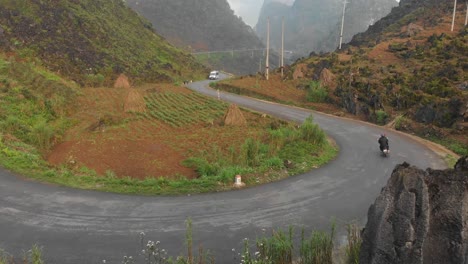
top-left (451, 0), bottom-right (457, 31)
top-left (266, 17), bottom-right (270, 80)
top-left (281, 16), bottom-right (285, 78)
top-left (465, 1), bottom-right (468, 26)
top-left (339, 0), bottom-right (348, 49)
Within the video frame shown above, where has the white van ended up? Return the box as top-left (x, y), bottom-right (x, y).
top-left (208, 70), bottom-right (219, 80)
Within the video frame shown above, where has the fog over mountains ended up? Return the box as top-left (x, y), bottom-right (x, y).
top-left (255, 0), bottom-right (399, 57)
top-left (228, 0), bottom-right (294, 26)
top-left (126, 0), bottom-right (399, 73)
top-left (126, 0), bottom-right (270, 74)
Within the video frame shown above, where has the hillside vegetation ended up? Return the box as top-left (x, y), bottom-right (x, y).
top-left (218, 0), bottom-right (468, 155)
top-left (0, 0), bottom-right (337, 195)
top-left (0, 54), bottom-right (78, 154)
top-left (0, 0), bottom-right (207, 85)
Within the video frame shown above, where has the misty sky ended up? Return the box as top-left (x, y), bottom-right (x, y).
top-left (227, 0), bottom-right (294, 27)
top-left (228, 0), bottom-right (399, 28)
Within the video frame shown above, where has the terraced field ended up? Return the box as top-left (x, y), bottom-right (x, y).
top-left (140, 92), bottom-right (227, 127)
top-left (46, 85), bottom-right (274, 180)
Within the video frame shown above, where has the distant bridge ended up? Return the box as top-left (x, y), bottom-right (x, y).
top-left (191, 48), bottom-right (294, 59)
top-left (191, 48), bottom-right (268, 55)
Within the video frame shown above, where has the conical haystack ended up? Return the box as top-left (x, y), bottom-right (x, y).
top-left (124, 89), bottom-right (146, 113)
top-left (224, 104), bottom-right (247, 126)
top-left (114, 74), bottom-right (131, 89)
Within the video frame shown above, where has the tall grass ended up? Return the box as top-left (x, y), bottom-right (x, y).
top-left (240, 138), bottom-right (264, 167)
top-left (239, 224), bottom-right (336, 264)
top-left (299, 223), bottom-right (336, 264)
top-left (345, 224), bottom-right (361, 264)
top-left (186, 218), bottom-right (193, 264)
top-left (0, 250), bottom-right (9, 264)
top-left (2, 223), bottom-right (355, 264)
top-left (30, 119), bottom-right (55, 151)
top-left (30, 245), bottom-right (44, 264)
top-left (183, 114), bottom-right (332, 186)
top-left (256, 227), bottom-right (294, 263)
top-left (300, 116), bottom-right (326, 147)
top-left (0, 245), bottom-right (44, 264)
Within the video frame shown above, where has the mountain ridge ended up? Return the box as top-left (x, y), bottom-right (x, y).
top-left (0, 0), bottom-right (206, 85)
top-left (126, 0), bottom-right (270, 74)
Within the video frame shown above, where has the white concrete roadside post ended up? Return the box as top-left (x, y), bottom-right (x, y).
top-left (234, 175), bottom-right (245, 188)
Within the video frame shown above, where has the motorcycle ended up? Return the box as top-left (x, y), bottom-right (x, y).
top-left (378, 134), bottom-right (390, 157)
top-left (381, 147), bottom-right (390, 157)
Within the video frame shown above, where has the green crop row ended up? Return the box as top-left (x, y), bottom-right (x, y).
top-left (142, 92), bottom-right (227, 127)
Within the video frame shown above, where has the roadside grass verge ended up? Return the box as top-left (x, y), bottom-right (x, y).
top-left (0, 245), bottom-right (43, 264)
top-left (1, 221), bottom-right (362, 264)
top-left (428, 137), bottom-right (468, 157)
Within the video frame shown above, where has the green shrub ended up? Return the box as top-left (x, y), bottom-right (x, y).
top-left (261, 157), bottom-right (283, 169)
top-left (375, 110), bottom-right (388, 125)
top-left (307, 81), bottom-right (328, 103)
top-left (84, 73), bottom-right (105, 87)
top-left (183, 157), bottom-right (220, 177)
top-left (300, 116), bottom-right (326, 146)
top-left (394, 115), bottom-right (410, 131)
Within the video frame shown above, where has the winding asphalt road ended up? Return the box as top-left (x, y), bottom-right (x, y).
top-left (0, 77), bottom-right (446, 263)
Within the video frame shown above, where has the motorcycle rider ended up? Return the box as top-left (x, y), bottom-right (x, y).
top-left (378, 134), bottom-right (389, 152)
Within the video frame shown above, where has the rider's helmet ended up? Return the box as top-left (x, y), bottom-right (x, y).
top-left (381, 133), bottom-right (386, 137)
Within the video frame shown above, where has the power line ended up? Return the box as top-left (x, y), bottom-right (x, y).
top-left (191, 48), bottom-right (268, 55)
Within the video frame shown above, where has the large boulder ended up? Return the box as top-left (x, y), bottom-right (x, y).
top-left (360, 157), bottom-right (468, 264)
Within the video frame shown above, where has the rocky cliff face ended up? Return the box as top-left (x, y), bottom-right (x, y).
top-left (255, 0), bottom-right (398, 57)
top-left (360, 157), bottom-right (468, 264)
top-left (350, 0), bottom-right (453, 46)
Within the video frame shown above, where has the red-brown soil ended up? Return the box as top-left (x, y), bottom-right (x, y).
top-left (223, 74), bottom-right (347, 116)
top-left (48, 139), bottom-right (196, 179)
top-left (47, 84), bottom-right (273, 180)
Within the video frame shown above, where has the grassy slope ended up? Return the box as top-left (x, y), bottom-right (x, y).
top-left (0, 0), bottom-right (207, 85)
top-left (0, 0), bottom-right (208, 177)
